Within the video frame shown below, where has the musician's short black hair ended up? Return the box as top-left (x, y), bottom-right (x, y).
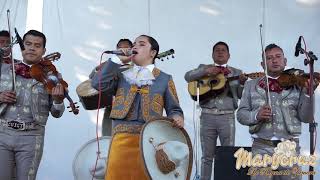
top-left (265, 43), bottom-right (284, 53)
top-left (0, 30), bottom-right (10, 38)
top-left (116, 39), bottom-right (133, 48)
top-left (213, 41), bottom-right (229, 52)
top-left (140, 35), bottom-right (159, 63)
top-left (23, 30), bottom-right (46, 48)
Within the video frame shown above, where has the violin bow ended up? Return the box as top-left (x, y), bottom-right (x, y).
top-left (259, 0), bottom-right (272, 108)
top-left (7, 10), bottom-right (16, 92)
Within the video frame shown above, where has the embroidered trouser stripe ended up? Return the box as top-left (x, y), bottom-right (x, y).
top-left (27, 135), bottom-right (44, 180)
top-left (0, 131), bottom-right (44, 180)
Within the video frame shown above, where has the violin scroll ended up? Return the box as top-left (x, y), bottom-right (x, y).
top-left (43, 52), bottom-right (61, 62)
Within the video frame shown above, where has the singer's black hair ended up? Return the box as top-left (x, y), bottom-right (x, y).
top-left (264, 43), bottom-right (284, 53)
top-left (0, 30), bottom-right (10, 37)
top-left (116, 39), bottom-right (133, 48)
top-left (23, 30), bottom-right (46, 48)
top-left (213, 41), bottom-right (229, 52)
top-left (140, 35), bottom-right (159, 63)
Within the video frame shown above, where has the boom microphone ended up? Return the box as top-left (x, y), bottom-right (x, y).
top-left (14, 28), bottom-right (25, 51)
top-left (294, 36), bottom-right (302, 57)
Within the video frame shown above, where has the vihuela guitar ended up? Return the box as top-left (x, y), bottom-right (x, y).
top-left (188, 72), bottom-right (264, 101)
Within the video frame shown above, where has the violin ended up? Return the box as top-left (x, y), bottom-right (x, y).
top-left (278, 68), bottom-right (320, 89)
top-left (30, 52), bottom-right (79, 115)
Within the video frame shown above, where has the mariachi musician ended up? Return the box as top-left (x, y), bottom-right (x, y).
top-left (0, 30), bottom-right (11, 63)
top-left (91, 35), bottom-right (184, 179)
top-left (89, 38), bottom-right (133, 136)
top-left (237, 43), bottom-right (319, 180)
top-left (184, 41), bottom-right (247, 180)
top-left (0, 30), bottom-right (65, 180)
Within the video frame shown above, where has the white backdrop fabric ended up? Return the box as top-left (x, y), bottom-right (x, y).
top-left (1, 0), bottom-right (319, 179)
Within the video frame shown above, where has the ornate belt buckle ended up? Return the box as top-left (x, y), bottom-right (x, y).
top-left (8, 121), bottom-right (25, 130)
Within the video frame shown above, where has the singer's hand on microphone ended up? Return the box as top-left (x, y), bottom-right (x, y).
top-left (117, 48), bottom-right (133, 64)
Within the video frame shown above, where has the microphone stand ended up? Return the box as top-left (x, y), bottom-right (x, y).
top-left (297, 47), bottom-right (318, 180)
top-left (193, 80), bottom-right (202, 180)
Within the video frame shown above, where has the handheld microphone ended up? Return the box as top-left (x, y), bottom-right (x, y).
top-left (294, 36), bottom-right (302, 57)
top-left (104, 50), bottom-right (137, 56)
top-left (14, 28), bottom-right (25, 51)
